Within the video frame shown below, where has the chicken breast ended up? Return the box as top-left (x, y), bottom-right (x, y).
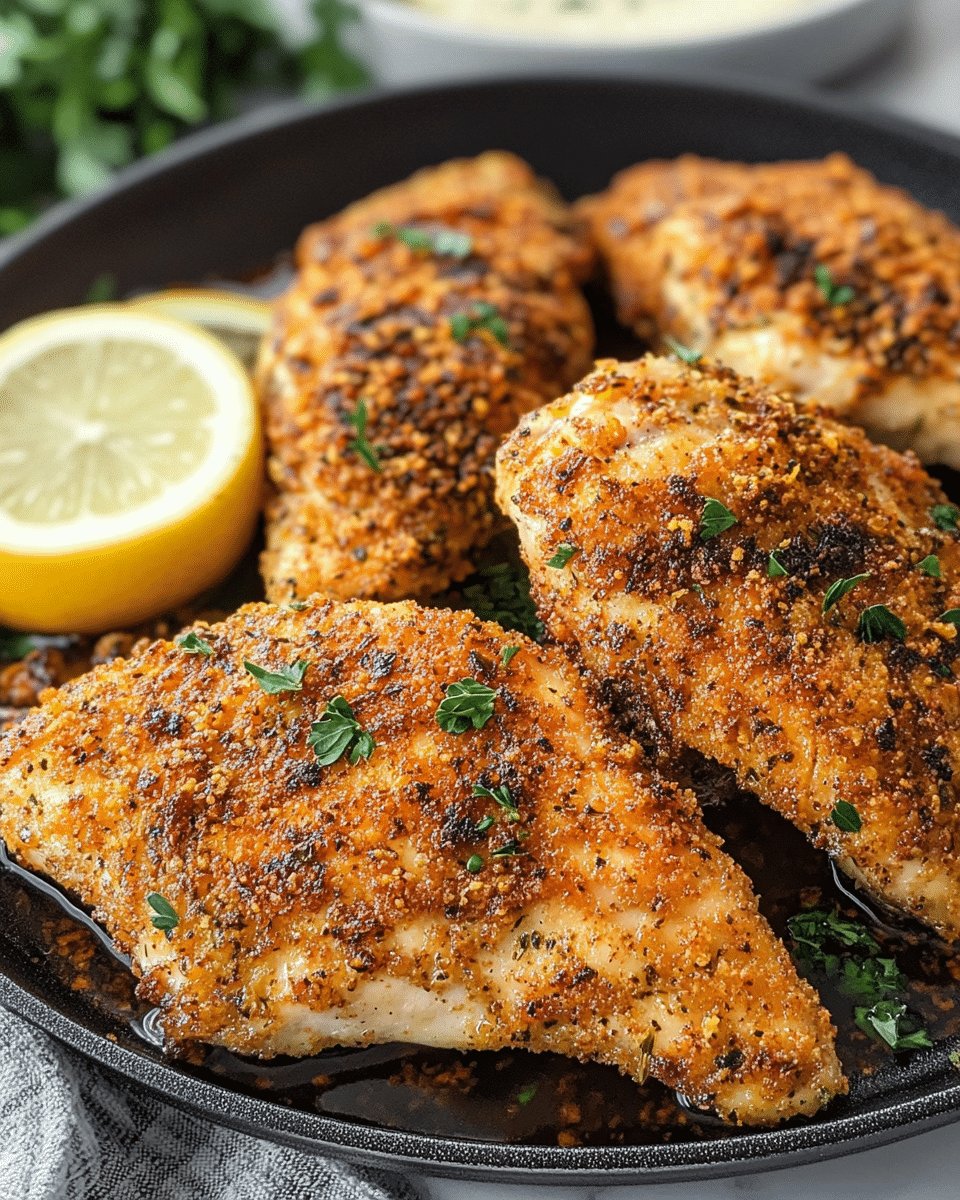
top-left (577, 153), bottom-right (960, 466)
top-left (257, 151), bottom-right (595, 604)
top-left (0, 599), bottom-right (843, 1125)
top-left (497, 355), bottom-right (960, 942)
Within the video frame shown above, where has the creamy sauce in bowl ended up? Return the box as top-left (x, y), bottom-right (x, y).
top-left (402, 0), bottom-right (828, 44)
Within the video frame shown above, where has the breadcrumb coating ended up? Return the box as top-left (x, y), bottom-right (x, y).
top-left (0, 599), bottom-right (843, 1125)
top-left (497, 354), bottom-right (960, 942)
top-left (578, 153), bottom-right (960, 465)
top-left (258, 152), bottom-right (595, 604)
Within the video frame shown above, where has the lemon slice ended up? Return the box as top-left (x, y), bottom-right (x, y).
top-left (128, 289), bottom-right (271, 371)
top-left (0, 305), bottom-right (263, 633)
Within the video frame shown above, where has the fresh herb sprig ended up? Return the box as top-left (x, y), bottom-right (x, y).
top-left (177, 632), bottom-right (213, 657)
top-left (663, 334), bottom-right (702, 364)
top-left (767, 550), bottom-right (788, 578)
top-left (147, 892), bottom-right (179, 931)
top-left (919, 555), bottom-right (941, 577)
top-left (451, 301), bottom-right (509, 347)
top-left (435, 679), bottom-right (497, 734)
top-left (830, 800), bottom-right (863, 832)
top-left (308, 696), bottom-right (375, 765)
top-left (473, 782), bottom-right (520, 821)
top-left (814, 264), bottom-right (855, 307)
top-left (856, 1000), bottom-right (933, 1052)
top-left (546, 544), bottom-right (578, 569)
top-left (823, 573), bottom-right (870, 614)
top-left (244, 658), bottom-right (309, 694)
top-left (931, 505), bottom-right (960, 532)
top-left (374, 222), bottom-right (472, 259)
top-left (857, 604), bottom-right (906, 644)
top-left (699, 498), bottom-right (737, 540)
top-left (461, 562), bottom-right (543, 641)
top-left (347, 398), bottom-right (381, 472)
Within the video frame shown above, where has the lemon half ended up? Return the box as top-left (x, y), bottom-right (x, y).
top-left (128, 289), bottom-right (272, 372)
top-left (0, 305), bottom-right (263, 633)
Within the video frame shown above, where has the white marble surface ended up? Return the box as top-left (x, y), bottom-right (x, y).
top-left (409, 2), bottom-right (960, 1196)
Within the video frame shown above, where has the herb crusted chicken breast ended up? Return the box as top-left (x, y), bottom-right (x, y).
top-left (578, 153), bottom-right (960, 466)
top-left (0, 599), bottom-right (843, 1125)
top-left (497, 354), bottom-right (960, 942)
top-left (257, 151), bottom-right (594, 604)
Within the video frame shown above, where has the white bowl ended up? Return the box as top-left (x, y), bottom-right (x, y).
top-left (355, 0), bottom-right (908, 86)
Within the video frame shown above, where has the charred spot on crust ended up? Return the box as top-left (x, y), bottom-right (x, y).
top-left (285, 760), bottom-right (325, 792)
top-left (780, 518), bottom-right (872, 582)
top-left (441, 803), bottom-right (484, 846)
top-left (144, 706), bottom-right (184, 738)
top-left (923, 743), bottom-right (953, 782)
top-left (875, 718), bottom-right (897, 751)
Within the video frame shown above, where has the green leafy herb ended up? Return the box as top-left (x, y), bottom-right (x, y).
top-left (838, 956), bottom-right (907, 1001)
top-left (451, 300), bottom-right (510, 347)
top-left (814, 264), bottom-right (855, 307)
top-left (461, 562), bottom-right (543, 641)
top-left (855, 1000), bottom-right (933, 1052)
top-left (501, 645), bottom-right (521, 667)
top-left (767, 550), bottom-right (788, 578)
top-left (491, 839), bottom-right (523, 859)
top-left (822, 573), bottom-right (870, 614)
top-left (475, 815), bottom-right (495, 834)
top-left (435, 679), bottom-right (497, 734)
top-left (950, 1049), bottom-right (960, 1071)
top-left (347, 398), bottom-right (381, 472)
top-left (663, 334), bottom-right (702, 364)
top-left (0, 629), bottom-right (38, 662)
top-left (857, 604), bottom-right (906, 643)
top-left (919, 555), bottom-right (941, 577)
top-left (787, 907), bottom-right (880, 976)
top-left (147, 892), bottom-right (179, 931)
top-left (932, 505), bottom-right (960, 532)
top-left (308, 696), bottom-right (375, 766)
top-left (289, 601), bottom-right (309, 611)
top-left (465, 854), bottom-right (484, 873)
top-left (243, 658), bottom-right (309, 695)
top-left (177, 632), bottom-right (213, 657)
top-left (546, 543), bottom-right (578, 569)
top-left (85, 273), bottom-right (115, 304)
top-left (516, 1083), bottom-right (537, 1105)
top-left (375, 222), bottom-right (472, 259)
top-left (938, 610), bottom-right (960, 628)
top-left (699, 498), bottom-right (737, 540)
top-left (830, 800), bottom-right (863, 833)
top-left (473, 782), bottom-right (520, 821)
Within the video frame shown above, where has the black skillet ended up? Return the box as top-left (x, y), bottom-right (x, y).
top-left (3, 76), bottom-right (960, 1185)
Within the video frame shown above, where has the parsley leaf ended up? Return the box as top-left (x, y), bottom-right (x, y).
top-left (451, 301), bottom-right (510, 347)
top-left (663, 334), bottom-right (702, 364)
top-left (177, 632), bottom-right (213, 657)
top-left (501, 645), bottom-right (521, 667)
top-left (473, 782), bottom-right (520, 821)
top-left (919, 554), bottom-right (941, 577)
top-left (838, 956), bottom-right (907, 1001)
top-left (147, 893), bottom-right (179, 932)
top-left (546, 544), bottom-right (578, 569)
top-left (857, 604), bottom-right (906, 643)
top-left (855, 1000), bottom-right (933, 1052)
top-left (932, 505), bottom-right (960, 532)
top-left (465, 854), bottom-right (484, 873)
top-left (308, 696), bottom-right (375, 766)
top-left (822, 573), bottom-right (870, 614)
top-left (814, 263), bottom-right (855, 307)
top-left (517, 1083), bottom-right (537, 1105)
top-left (830, 800), bottom-right (863, 832)
top-left (491, 839), bottom-right (524, 858)
top-left (347, 398), bottom-right (381, 472)
top-left (767, 550), bottom-right (788, 578)
top-left (475, 815), bottom-right (495, 834)
top-left (938, 609), bottom-right (960, 628)
top-left (787, 907), bottom-right (879, 973)
top-left (374, 222), bottom-right (473, 259)
top-left (462, 562), bottom-right (543, 641)
top-left (435, 679), bottom-right (497, 734)
top-left (699, 498), bottom-right (737, 540)
top-left (244, 658), bottom-right (309, 694)
top-left (289, 601), bottom-right (309, 611)
top-left (0, 629), bottom-right (38, 662)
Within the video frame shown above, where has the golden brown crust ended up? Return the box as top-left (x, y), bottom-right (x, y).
top-left (497, 353), bottom-right (960, 941)
top-left (258, 152), bottom-right (595, 603)
top-left (0, 598), bottom-right (843, 1124)
top-left (577, 154), bottom-right (960, 447)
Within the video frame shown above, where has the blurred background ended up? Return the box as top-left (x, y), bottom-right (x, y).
top-left (0, 0), bottom-right (957, 238)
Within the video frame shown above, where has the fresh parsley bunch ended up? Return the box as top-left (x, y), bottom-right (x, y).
top-left (0, 0), bottom-right (369, 235)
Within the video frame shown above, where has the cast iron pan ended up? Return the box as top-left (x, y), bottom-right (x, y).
top-left (4, 77), bottom-right (960, 1185)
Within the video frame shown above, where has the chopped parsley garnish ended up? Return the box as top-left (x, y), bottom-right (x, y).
top-left (822, 573), bottom-right (870, 614)
top-left (462, 562), bottom-right (543, 641)
top-left (814, 263), bottom-right (855, 307)
top-left (663, 334), bottom-right (702, 364)
top-left (177, 632), bottom-right (213, 657)
top-left (475, 815), bottom-right (496, 834)
top-left (473, 782), bottom-right (520, 821)
top-left (465, 854), bottom-right (484, 873)
top-left (767, 550), bottom-right (788, 578)
top-left (374, 221), bottom-right (473, 259)
top-left (501, 645), bottom-right (521, 667)
top-left (546, 543), bottom-right (578, 569)
top-left (932, 504), bottom-right (960, 532)
top-left (244, 659), bottom-right (309, 695)
top-left (435, 679), bottom-right (497, 734)
top-left (788, 905), bottom-right (930, 1052)
top-left (491, 839), bottom-right (523, 859)
top-left (347, 399), bottom-right (381, 472)
top-left (855, 1000), bottom-right (933, 1052)
top-left (919, 555), bottom-right (941, 577)
top-left (289, 601), bottom-right (309, 612)
top-left (857, 604), bottom-right (906, 644)
top-left (147, 893), bottom-right (179, 932)
top-left (830, 800), bottom-right (863, 833)
top-left (451, 300), bottom-right (510, 347)
top-left (699, 498), bottom-right (737, 540)
top-left (0, 629), bottom-right (38, 661)
top-left (308, 696), bottom-right (375, 766)
top-left (517, 1083), bottom-right (538, 1105)
top-left (938, 609), bottom-right (960, 627)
